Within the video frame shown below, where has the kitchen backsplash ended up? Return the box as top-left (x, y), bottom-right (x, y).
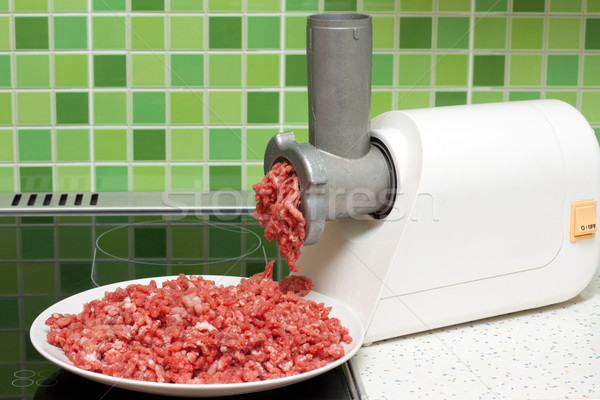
top-left (0, 0), bottom-right (599, 193)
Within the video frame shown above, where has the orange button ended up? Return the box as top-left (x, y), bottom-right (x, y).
top-left (571, 200), bottom-right (597, 242)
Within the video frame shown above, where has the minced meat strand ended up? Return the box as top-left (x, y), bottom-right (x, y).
top-left (45, 262), bottom-right (352, 384)
top-left (278, 275), bottom-right (314, 297)
top-left (253, 161), bottom-right (305, 272)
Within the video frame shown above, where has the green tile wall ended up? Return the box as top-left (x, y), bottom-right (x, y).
top-left (0, 0), bottom-right (598, 193)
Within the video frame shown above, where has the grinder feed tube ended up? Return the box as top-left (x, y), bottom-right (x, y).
top-left (263, 14), bottom-right (395, 245)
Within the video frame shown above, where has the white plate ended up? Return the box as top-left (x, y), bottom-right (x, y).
top-left (30, 275), bottom-right (364, 398)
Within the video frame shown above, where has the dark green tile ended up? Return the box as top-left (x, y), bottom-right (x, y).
top-left (172, 226), bottom-right (204, 259)
top-left (134, 227), bottom-right (167, 258)
top-left (19, 167), bottom-right (53, 193)
top-left (22, 263), bottom-right (55, 294)
top-left (245, 226), bottom-right (276, 255)
top-left (96, 216), bottom-right (129, 224)
top-left (0, 332), bottom-right (21, 362)
top-left (94, 55), bottom-right (126, 87)
top-left (209, 128), bottom-right (242, 160)
top-left (25, 336), bottom-right (46, 360)
top-left (0, 298), bottom-right (19, 328)
top-left (209, 16), bottom-right (242, 49)
top-left (400, 17), bottom-right (432, 49)
top-left (435, 91), bottom-right (467, 107)
top-left (546, 55), bottom-right (579, 86)
top-left (285, 54), bottom-right (307, 86)
top-left (473, 55), bottom-right (505, 86)
top-left (437, 17), bottom-right (469, 49)
top-left (132, 92), bottom-right (166, 124)
top-left (21, 216), bottom-right (54, 224)
top-left (134, 264), bottom-right (167, 279)
top-left (22, 228), bottom-right (55, 260)
top-left (208, 225), bottom-right (241, 258)
top-left (58, 228), bottom-right (92, 259)
top-left (24, 296), bottom-right (56, 328)
top-left (96, 226), bottom-right (129, 259)
top-left (247, 92), bottom-right (279, 123)
top-left (372, 54), bottom-right (393, 86)
top-left (15, 17), bottom-right (48, 49)
top-left (0, 263), bottom-right (17, 294)
top-left (207, 261), bottom-right (241, 276)
top-left (132, 0), bottom-right (164, 10)
top-left (209, 165), bottom-right (241, 191)
top-left (476, 0), bottom-right (508, 11)
top-left (60, 263), bottom-right (94, 294)
top-left (94, 262), bottom-right (130, 285)
top-left (509, 91), bottom-right (541, 101)
top-left (56, 92), bottom-right (89, 124)
top-left (95, 165), bottom-right (128, 192)
top-left (246, 261), bottom-right (267, 276)
top-left (513, 0), bottom-right (545, 12)
top-left (324, 0), bottom-right (357, 11)
top-left (133, 129), bottom-right (166, 161)
top-left (0, 229), bottom-right (17, 259)
top-left (585, 19), bottom-right (600, 50)
top-left (172, 265), bottom-right (204, 275)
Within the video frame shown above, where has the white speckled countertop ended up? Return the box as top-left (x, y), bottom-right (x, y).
top-left (355, 271), bottom-right (600, 399)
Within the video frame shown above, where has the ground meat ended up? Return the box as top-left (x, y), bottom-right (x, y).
top-left (278, 275), bottom-right (314, 297)
top-left (45, 262), bottom-right (352, 384)
top-left (253, 161), bottom-right (305, 272)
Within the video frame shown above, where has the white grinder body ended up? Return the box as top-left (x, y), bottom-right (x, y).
top-left (298, 99), bottom-right (600, 343)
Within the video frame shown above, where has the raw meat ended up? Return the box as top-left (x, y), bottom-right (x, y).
top-left (253, 161), bottom-right (305, 272)
top-left (45, 262), bottom-right (352, 384)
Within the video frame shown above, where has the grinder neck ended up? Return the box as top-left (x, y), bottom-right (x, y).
top-left (264, 13), bottom-right (396, 245)
top-left (307, 14), bottom-right (372, 159)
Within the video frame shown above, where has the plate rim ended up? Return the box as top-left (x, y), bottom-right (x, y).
top-left (30, 275), bottom-right (365, 397)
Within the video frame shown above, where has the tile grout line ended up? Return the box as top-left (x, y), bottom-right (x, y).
top-left (165, 0), bottom-right (171, 193)
top-left (578, 0), bottom-right (587, 111)
top-left (9, 0), bottom-right (18, 193)
top-left (466, 0), bottom-right (475, 105)
top-left (88, 0), bottom-right (95, 192)
top-left (203, 0), bottom-right (209, 192)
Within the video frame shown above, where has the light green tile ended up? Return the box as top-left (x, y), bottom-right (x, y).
top-left (438, 0), bottom-right (469, 11)
top-left (511, 18), bottom-right (544, 50)
top-left (373, 16), bottom-right (395, 49)
top-left (471, 91), bottom-right (504, 104)
top-left (246, 128), bottom-right (277, 161)
top-left (545, 91), bottom-right (577, 108)
top-left (434, 54), bottom-right (468, 86)
top-left (54, 54), bottom-right (88, 87)
top-left (208, 91), bottom-right (242, 124)
top-left (550, 0), bottom-right (582, 12)
top-left (401, 0), bottom-right (433, 11)
top-left (397, 90), bottom-right (431, 110)
top-left (247, 54), bottom-right (279, 87)
top-left (248, 0), bottom-right (280, 11)
top-left (56, 129), bottom-right (90, 161)
top-left (57, 166), bottom-right (91, 192)
top-left (548, 18), bottom-right (580, 50)
top-left (209, 54), bottom-right (242, 87)
top-left (0, 167), bottom-right (14, 192)
top-left (15, 0), bottom-right (48, 11)
top-left (0, 17), bottom-right (10, 50)
top-left (131, 16), bottom-right (164, 50)
top-left (582, 92), bottom-right (600, 123)
top-left (170, 0), bottom-right (203, 11)
top-left (171, 165), bottom-right (203, 191)
top-left (474, 17), bottom-right (507, 49)
top-left (170, 16), bottom-right (203, 49)
top-left (17, 92), bottom-right (51, 125)
top-left (0, 129), bottom-right (13, 161)
top-left (53, 0), bottom-right (87, 11)
top-left (245, 164), bottom-right (264, 191)
top-left (285, 17), bottom-right (306, 49)
top-left (171, 128), bottom-right (203, 161)
top-left (131, 54), bottom-right (165, 87)
top-left (371, 91), bottom-right (392, 119)
top-left (133, 165), bottom-right (166, 191)
top-left (16, 54), bottom-right (50, 88)
top-left (509, 54), bottom-right (542, 86)
top-left (583, 55), bottom-right (600, 87)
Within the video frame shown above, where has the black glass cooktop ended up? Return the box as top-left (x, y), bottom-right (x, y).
top-left (0, 215), bottom-right (365, 400)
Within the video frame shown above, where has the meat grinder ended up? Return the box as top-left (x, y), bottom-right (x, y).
top-left (263, 14), bottom-right (600, 343)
